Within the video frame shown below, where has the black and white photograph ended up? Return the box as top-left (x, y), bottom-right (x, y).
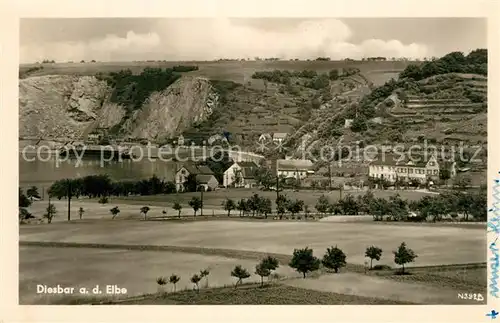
top-left (15, 14), bottom-right (492, 309)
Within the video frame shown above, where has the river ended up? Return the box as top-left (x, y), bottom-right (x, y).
top-left (19, 153), bottom-right (178, 192)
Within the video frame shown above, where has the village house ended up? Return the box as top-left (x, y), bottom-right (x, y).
top-left (207, 134), bottom-right (228, 146)
top-left (223, 161), bottom-right (260, 188)
top-left (258, 133), bottom-right (272, 142)
top-left (275, 159), bottom-right (315, 180)
top-left (175, 163), bottom-right (218, 192)
top-left (368, 153), bottom-right (456, 184)
top-left (176, 135), bottom-right (185, 146)
top-left (272, 132), bottom-right (288, 144)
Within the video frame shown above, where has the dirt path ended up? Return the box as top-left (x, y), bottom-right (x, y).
top-left (283, 272), bottom-right (478, 304)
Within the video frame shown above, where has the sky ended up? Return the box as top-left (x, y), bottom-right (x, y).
top-left (19, 18), bottom-right (487, 63)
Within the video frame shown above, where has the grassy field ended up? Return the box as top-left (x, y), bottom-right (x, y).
top-left (19, 210), bottom-right (486, 305)
top-left (108, 188), bottom-right (433, 209)
top-left (20, 60), bottom-right (415, 86)
top-left (20, 218), bottom-right (486, 267)
top-left (22, 188), bottom-right (435, 223)
top-left (79, 284), bottom-right (413, 305)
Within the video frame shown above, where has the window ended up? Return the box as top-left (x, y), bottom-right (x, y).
top-left (433, 170), bottom-right (438, 175)
top-left (409, 168), bottom-right (413, 174)
top-left (427, 170), bottom-right (431, 175)
top-left (429, 161), bottom-right (435, 166)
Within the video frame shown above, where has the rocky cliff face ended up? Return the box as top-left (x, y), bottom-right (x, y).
top-left (19, 75), bottom-right (218, 141)
top-left (120, 77), bottom-right (218, 140)
top-left (19, 75), bottom-right (110, 140)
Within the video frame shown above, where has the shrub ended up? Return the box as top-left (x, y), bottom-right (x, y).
top-left (110, 206), bottom-right (120, 219)
top-left (44, 203), bottom-right (57, 224)
top-left (99, 196), bottom-right (109, 204)
top-left (371, 264), bottom-right (392, 271)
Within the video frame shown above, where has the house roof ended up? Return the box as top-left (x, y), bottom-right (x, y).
top-left (277, 159), bottom-right (314, 171)
top-left (273, 132), bottom-right (288, 139)
top-left (178, 163), bottom-right (214, 175)
top-left (196, 174), bottom-right (217, 184)
top-left (240, 167), bottom-right (256, 179)
top-left (224, 161), bottom-right (259, 173)
top-left (237, 161), bottom-right (259, 168)
top-left (368, 153), bottom-right (449, 168)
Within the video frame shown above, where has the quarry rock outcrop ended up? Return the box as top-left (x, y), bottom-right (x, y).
top-left (19, 75), bottom-right (218, 141)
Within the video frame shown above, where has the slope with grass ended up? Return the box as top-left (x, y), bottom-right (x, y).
top-left (19, 60), bottom-right (412, 146)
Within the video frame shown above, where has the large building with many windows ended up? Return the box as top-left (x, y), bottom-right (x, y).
top-left (368, 153), bottom-right (456, 183)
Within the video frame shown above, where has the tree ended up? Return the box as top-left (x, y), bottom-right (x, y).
top-left (393, 242), bottom-right (418, 274)
top-left (365, 246), bottom-right (383, 269)
top-left (110, 206), bottom-right (120, 219)
top-left (351, 117), bottom-right (368, 132)
top-left (232, 169), bottom-right (243, 187)
top-left (236, 199), bottom-right (247, 217)
top-left (261, 255), bottom-right (280, 272)
top-left (169, 274), bottom-right (181, 292)
top-left (315, 195), bottom-right (330, 215)
top-left (439, 168), bottom-right (451, 181)
top-left (289, 247), bottom-right (321, 278)
top-left (184, 174), bottom-right (200, 192)
top-left (369, 197), bottom-right (390, 221)
top-left (254, 168), bottom-right (275, 190)
top-left (260, 198), bottom-right (272, 219)
top-left (222, 198), bottom-right (236, 217)
top-left (44, 203), bottom-right (57, 224)
top-left (19, 208), bottom-right (33, 223)
top-left (231, 265), bottom-right (251, 288)
top-left (140, 206), bottom-right (150, 220)
top-left (255, 263), bottom-right (271, 287)
top-left (276, 195), bottom-right (289, 219)
top-left (200, 268), bottom-right (210, 287)
top-left (188, 197), bottom-right (202, 216)
top-left (190, 274), bottom-right (201, 292)
top-left (19, 188), bottom-right (31, 208)
top-left (329, 69), bottom-right (340, 80)
top-left (337, 194), bottom-right (359, 215)
top-left (156, 276), bottom-right (167, 293)
top-left (78, 207), bottom-right (85, 220)
top-left (469, 191), bottom-right (487, 221)
top-left (304, 205), bottom-right (311, 218)
top-left (289, 199), bottom-right (304, 218)
top-left (173, 202), bottom-right (182, 218)
top-left (248, 194), bottom-right (262, 217)
top-left (26, 186), bottom-right (41, 200)
top-left (454, 176), bottom-right (471, 190)
top-left (322, 246), bottom-right (347, 273)
top-left (388, 194), bottom-right (408, 221)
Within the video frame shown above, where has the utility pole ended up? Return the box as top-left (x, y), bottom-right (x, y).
top-left (276, 174), bottom-right (279, 201)
top-left (200, 185), bottom-right (204, 216)
top-left (67, 179), bottom-right (72, 221)
top-left (328, 163), bottom-right (332, 191)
